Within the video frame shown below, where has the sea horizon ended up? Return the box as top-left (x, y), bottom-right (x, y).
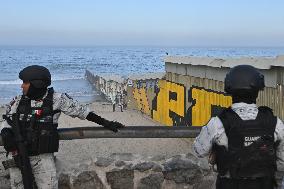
top-left (1, 46), bottom-right (284, 105)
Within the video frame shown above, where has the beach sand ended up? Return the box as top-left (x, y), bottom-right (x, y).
top-left (0, 101), bottom-right (193, 178)
top-left (56, 102), bottom-right (193, 169)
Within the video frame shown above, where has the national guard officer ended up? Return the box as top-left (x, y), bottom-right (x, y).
top-left (192, 65), bottom-right (284, 189)
top-left (0, 65), bottom-right (124, 189)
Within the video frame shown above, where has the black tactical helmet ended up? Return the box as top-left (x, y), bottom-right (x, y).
top-left (224, 65), bottom-right (265, 94)
top-left (19, 65), bottom-right (51, 88)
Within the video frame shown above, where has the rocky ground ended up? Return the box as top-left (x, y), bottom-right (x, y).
top-left (57, 153), bottom-right (214, 189)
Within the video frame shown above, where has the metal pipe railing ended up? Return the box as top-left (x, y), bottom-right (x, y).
top-left (0, 126), bottom-right (201, 146)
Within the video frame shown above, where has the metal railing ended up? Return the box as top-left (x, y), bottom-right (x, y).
top-left (0, 126), bottom-right (201, 146)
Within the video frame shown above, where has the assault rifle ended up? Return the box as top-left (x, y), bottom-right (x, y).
top-left (3, 113), bottom-right (37, 189)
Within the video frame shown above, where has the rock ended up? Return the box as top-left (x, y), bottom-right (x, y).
top-left (163, 157), bottom-right (199, 171)
top-left (58, 173), bottom-right (71, 189)
top-left (185, 153), bottom-right (199, 163)
top-left (95, 157), bottom-right (114, 167)
top-left (162, 157), bottom-right (202, 184)
top-left (78, 163), bottom-right (90, 170)
top-left (171, 155), bottom-right (182, 160)
top-left (152, 164), bottom-right (163, 172)
top-left (110, 153), bottom-right (135, 161)
top-left (163, 169), bottom-right (202, 184)
top-left (115, 160), bottom-right (126, 167)
top-left (106, 169), bottom-right (134, 189)
top-left (123, 163), bottom-right (133, 170)
top-left (186, 153), bottom-right (210, 171)
top-left (137, 173), bottom-right (164, 189)
top-left (150, 155), bottom-right (166, 162)
top-left (134, 162), bottom-right (156, 172)
top-left (72, 170), bottom-right (105, 189)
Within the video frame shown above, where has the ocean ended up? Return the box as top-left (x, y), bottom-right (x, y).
top-left (1, 46), bottom-right (284, 105)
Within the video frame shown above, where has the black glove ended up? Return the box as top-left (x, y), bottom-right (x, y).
top-left (102, 120), bottom-right (125, 132)
top-left (1, 128), bottom-right (17, 152)
top-left (86, 112), bottom-right (125, 132)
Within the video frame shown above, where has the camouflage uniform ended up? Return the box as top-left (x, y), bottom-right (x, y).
top-left (0, 91), bottom-right (89, 189)
top-left (192, 102), bottom-right (284, 187)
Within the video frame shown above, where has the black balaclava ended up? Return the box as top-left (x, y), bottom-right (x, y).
top-left (232, 89), bottom-right (259, 104)
top-left (26, 83), bottom-right (47, 100)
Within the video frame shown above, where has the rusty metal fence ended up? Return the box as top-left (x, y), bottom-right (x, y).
top-left (0, 126), bottom-right (201, 146)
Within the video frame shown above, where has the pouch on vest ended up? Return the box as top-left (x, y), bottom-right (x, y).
top-left (16, 88), bottom-right (60, 155)
top-left (216, 107), bottom-right (277, 179)
top-left (230, 135), bottom-right (276, 178)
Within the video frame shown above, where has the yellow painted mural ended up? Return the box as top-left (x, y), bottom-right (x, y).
top-left (133, 87), bottom-right (151, 115)
top-left (131, 79), bottom-right (232, 127)
top-left (152, 80), bottom-right (185, 126)
top-left (190, 87), bottom-right (232, 126)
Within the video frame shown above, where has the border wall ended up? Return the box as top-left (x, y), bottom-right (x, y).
top-left (85, 70), bottom-right (126, 104)
top-left (164, 56), bottom-right (284, 122)
top-left (86, 55), bottom-right (284, 127)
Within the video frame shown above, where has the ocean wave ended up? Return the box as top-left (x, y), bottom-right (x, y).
top-left (0, 79), bottom-right (22, 85)
top-left (51, 76), bottom-right (84, 81)
top-left (68, 92), bottom-right (98, 97)
top-left (0, 77), bottom-right (85, 85)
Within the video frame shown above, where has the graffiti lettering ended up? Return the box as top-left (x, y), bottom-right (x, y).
top-left (189, 87), bottom-right (232, 126)
top-left (152, 80), bottom-right (185, 126)
top-left (131, 79), bottom-right (232, 127)
top-left (133, 87), bottom-right (151, 115)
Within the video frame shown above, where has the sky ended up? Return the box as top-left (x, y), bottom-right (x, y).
top-left (0, 0), bottom-right (283, 47)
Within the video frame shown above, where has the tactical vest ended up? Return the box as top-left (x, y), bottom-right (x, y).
top-left (215, 106), bottom-right (277, 179)
top-left (16, 88), bottom-right (60, 156)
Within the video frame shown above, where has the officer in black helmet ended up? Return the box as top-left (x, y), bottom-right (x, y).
top-left (0, 65), bottom-right (124, 189)
top-left (19, 65), bottom-right (52, 99)
top-left (193, 65), bottom-right (284, 189)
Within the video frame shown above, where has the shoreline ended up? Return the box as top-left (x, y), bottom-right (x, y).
top-left (0, 78), bottom-right (99, 106)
